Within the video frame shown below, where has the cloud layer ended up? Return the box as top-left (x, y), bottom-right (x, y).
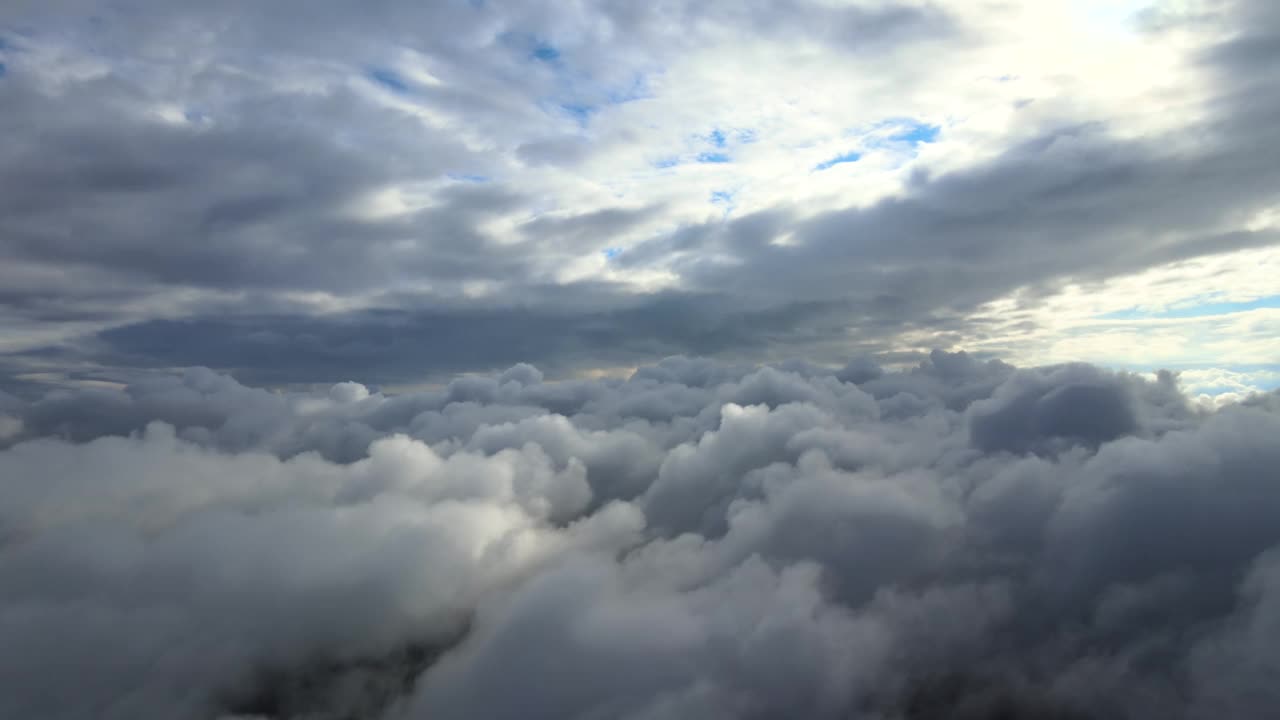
top-left (4, 352), bottom-right (1280, 718)
top-left (0, 0), bottom-right (1278, 391)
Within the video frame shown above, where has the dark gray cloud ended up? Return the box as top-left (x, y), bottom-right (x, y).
top-left (0, 72), bottom-right (525, 292)
top-left (50, 293), bottom-right (857, 387)
top-left (967, 364), bottom-right (1141, 455)
top-left (3, 352), bottom-right (1280, 718)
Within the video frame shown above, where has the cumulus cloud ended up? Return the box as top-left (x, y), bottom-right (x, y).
top-left (3, 352), bottom-right (1280, 718)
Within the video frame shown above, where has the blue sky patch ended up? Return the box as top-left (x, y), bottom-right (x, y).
top-left (1100, 295), bottom-right (1280, 320)
top-left (532, 43), bottom-right (560, 62)
top-left (653, 157), bottom-right (681, 169)
top-left (707, 128), bottom-right (727, 148)
top-left (603, 247), bottom-right (622, 260)
top-left (814, 151), bottom-right (862, 171)
top-left (559, 103), bottom-right (594, 125)
top-left (448, 173), bottom-right (490, 183)
top-left (710, 189), bottom-right (737, 217)
top-left (697, 152), bottom-right (731, 164)
top-left (605, 73), bottom-right (653, 105)
top-left (710, 190), bottom-right (737, 218)
top-left (891, 120), bottom-right (940, 146)
top-left (502, 32), bottom-right (563, 65)
top-left (368, 67), bottom-right (410, 94)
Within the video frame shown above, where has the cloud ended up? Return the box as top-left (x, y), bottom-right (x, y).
top-left (3, 352), bottom-right (1280, 718)
top-left (967, 363), bottom-right (1142, 455)
top-left (3, 2), bottom-right (1280, 714)
top-left (0, 0), bottom-right (1276, 387)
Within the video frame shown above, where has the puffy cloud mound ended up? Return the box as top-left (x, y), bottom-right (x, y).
top-left (2, 352), bottom-right (1279, 719)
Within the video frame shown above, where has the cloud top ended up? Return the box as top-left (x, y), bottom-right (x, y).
top-left (3, 353), bottom-right (1280, 718)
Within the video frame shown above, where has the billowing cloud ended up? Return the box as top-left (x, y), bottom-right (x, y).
top-left (3, 352), bottom-right (1280, 718)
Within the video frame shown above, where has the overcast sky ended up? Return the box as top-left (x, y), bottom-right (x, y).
top-left (0, 0), bottom-right (1277, 396)
top-left (5, 3), bottom-right (1280, 718)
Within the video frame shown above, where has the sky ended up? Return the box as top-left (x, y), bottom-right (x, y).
top-left (0, 0), bottom-right (1277, 399)
top-left (5, 2), bottom-right (1280, 719)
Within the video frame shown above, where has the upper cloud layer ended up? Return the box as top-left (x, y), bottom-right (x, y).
top-left (0, 0), bottom-right (1277, 389)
